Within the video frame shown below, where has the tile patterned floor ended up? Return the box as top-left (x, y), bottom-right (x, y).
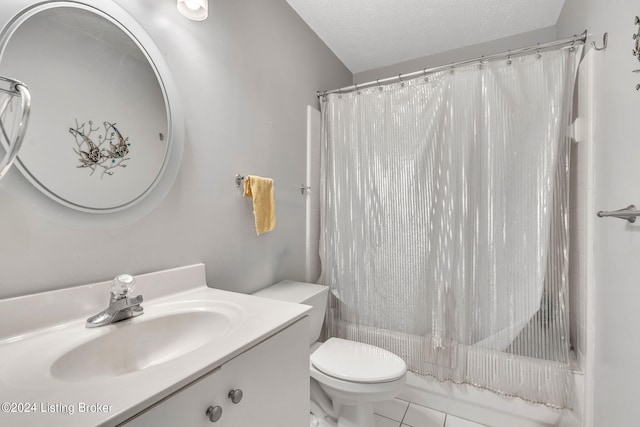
top-left (374, 398), bottom-right (488, 427)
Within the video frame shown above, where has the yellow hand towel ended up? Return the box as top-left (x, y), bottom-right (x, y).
top-left (244, 175), bottom-right (277, 235)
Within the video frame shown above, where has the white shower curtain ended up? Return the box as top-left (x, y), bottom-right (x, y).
top-left (319, 46), bottom-right (581, 408)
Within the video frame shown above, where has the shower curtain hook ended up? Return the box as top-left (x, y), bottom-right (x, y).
top-left (423, 68), bottom-right (429, 82)
top-left (568, 36), bottom-right (577, 53)
top-left (354, 83), bottom-right (360, 94)
top-left (536, 43), bottom-right (542, 59)
top-left (506, 50), bottom-right (512, 65)
top-left (377, 79), bottom-right (383, 91)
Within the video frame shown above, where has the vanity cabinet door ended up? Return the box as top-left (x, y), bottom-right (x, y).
top-left (123, 317), bottom-right (309, 427)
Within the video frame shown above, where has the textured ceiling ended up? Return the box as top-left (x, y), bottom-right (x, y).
top-left (286, 0), bottom-right (566, 73)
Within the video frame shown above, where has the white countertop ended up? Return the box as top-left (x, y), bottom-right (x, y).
top-left (0, 264), bottom-right (310, 427)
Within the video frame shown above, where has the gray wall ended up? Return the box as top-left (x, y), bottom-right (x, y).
top-left (0, 0), bottom-right (351, 299)
top-left (354, 27), bottom-right (556, 84)
top-left (557, 1), bottom-right (639, 426)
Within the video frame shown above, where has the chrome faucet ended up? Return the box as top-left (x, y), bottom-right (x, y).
top-left (86, 274), bottom-right (144, 328)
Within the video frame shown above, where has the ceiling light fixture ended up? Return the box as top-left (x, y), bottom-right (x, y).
top-left (177, 0), bottom-right (208, 21)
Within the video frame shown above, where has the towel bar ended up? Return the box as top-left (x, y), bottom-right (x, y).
top-left (597, 205), bottom-right (639, 223)
top-left (235, 174), bottom-right (310, 195)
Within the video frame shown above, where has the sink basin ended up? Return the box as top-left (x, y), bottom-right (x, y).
top-left (51, 307), bottom-right (237, 382)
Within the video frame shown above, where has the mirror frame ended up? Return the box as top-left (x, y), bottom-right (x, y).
top-left (0, 0), bottom-right (184, 224)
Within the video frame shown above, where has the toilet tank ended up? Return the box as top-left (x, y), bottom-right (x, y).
top-left (253, 280), bottom-right (328, 346)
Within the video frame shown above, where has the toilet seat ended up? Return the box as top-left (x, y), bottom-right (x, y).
top-left (310, 364), bottom-right (406, 404)
top-left (311, 338), bottom-right (407, 384)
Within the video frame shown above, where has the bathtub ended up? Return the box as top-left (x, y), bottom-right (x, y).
top-left (397, 370), bottom-right (583, 427)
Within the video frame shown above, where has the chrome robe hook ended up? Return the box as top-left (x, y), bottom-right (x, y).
top-left (592, 32), bottom-right (608, 51)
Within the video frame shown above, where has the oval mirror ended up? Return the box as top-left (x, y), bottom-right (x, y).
top-left (0, 1), bottom-right (182, 213)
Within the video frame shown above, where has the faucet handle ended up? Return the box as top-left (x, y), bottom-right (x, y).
top-left (111, 274), bottom-right (136, 298)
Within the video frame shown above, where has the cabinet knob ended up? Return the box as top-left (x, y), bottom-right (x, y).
top-left (228, 388), bottom-right (243, 404)
top-left (206, 405), bottom-right (223, 422)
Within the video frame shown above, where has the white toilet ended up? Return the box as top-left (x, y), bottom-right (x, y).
top-left (253, 280), bottom-right (407, 427)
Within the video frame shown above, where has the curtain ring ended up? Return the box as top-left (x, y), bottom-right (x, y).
top-left (377, 79), bottom-right (383, 91)
top-left (506, 50), bottom-right (512, 65)
top-left (423, 68), bottom-right (429, 82)
top-left (536, 43), bottom-right (542, 59)
top-left (354, 83), bottom-right (360, 94)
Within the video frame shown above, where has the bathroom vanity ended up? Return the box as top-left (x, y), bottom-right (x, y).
top-left (124, 318), bottom-right (307, 426)
top-left (0, 264), bottom-right (311, 427)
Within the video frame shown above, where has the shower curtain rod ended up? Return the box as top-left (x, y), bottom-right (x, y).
top-left (317, 30), bottom-right (588, 98)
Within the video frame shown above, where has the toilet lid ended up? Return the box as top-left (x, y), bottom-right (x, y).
top-left (310, 338), bottom-right (407, 384)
